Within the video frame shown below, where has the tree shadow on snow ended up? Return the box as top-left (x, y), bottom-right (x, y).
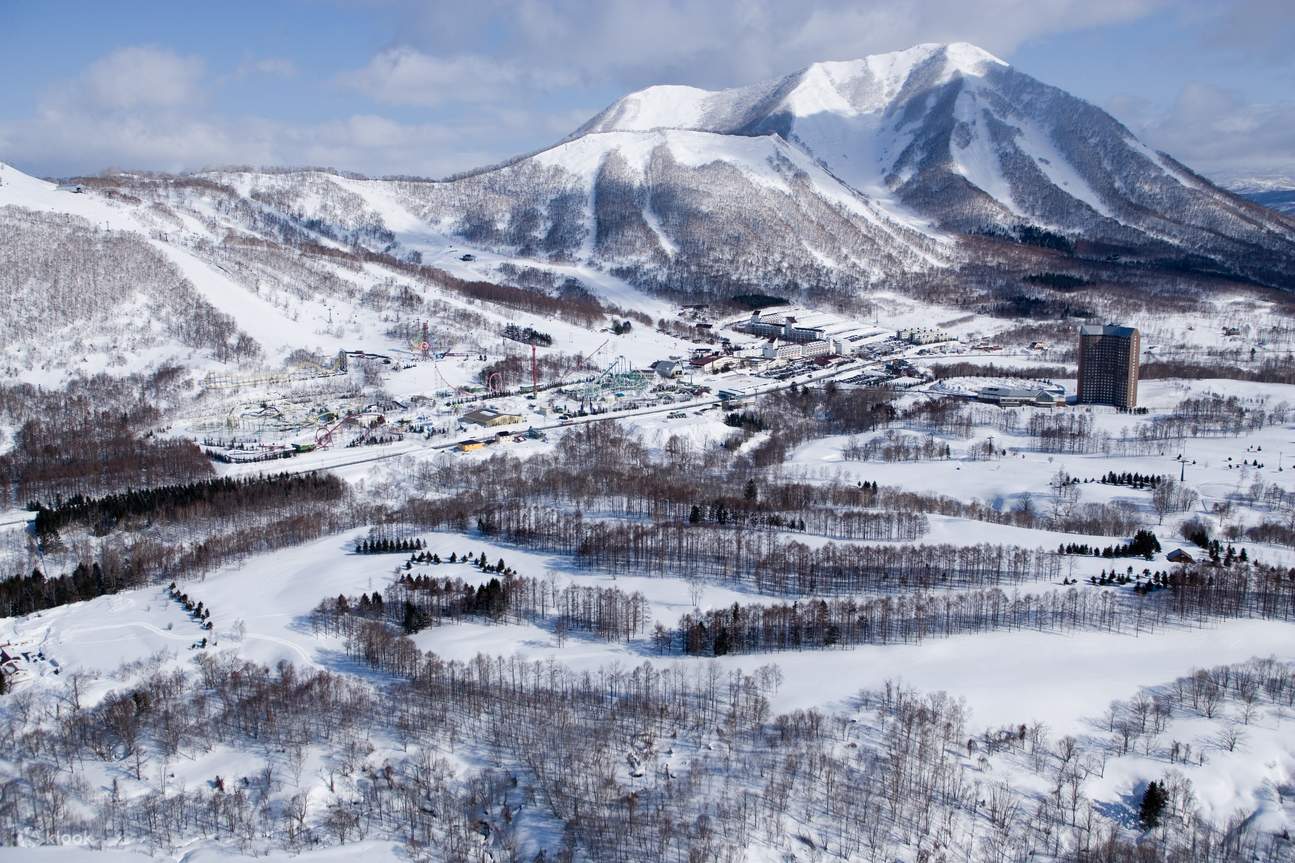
top-left (1094, 783), bottom-right (1144, 831)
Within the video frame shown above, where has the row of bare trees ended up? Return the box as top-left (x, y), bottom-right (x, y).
top-left (312, 566), bottom-right (650, 643)
top-left (404, 419), bottom-right (1148, 564)
top-left (0, 368), bottom-right (212, 507)
top-left (402, 490), bottom-right (1057, 595)
top-left (672, 558), bottom-right (1295, 655)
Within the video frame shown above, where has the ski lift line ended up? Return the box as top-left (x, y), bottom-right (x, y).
top-left (587, 337), bottom-right (610, 365)
top-left (553, 336), bottom-right (612, 387)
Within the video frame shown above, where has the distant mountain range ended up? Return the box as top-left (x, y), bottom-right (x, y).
top-left (3, 42), bottom-right (1295, 380)
top-left (1209, 173), bottom-right (1295, 217)
top-left (1243, 190), bottom-right (1295, 217)
top-left (201, 42), bottom-right (1295, 295)
top-left (1218, 178), bottom-right (1295, 218)
top-left (503, 41), bottom-right (1295, 291)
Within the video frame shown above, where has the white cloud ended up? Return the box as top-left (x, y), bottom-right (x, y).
top-left (0, 43), bottom-right (519, 177)
top-left (1194, 0), bottom-right (1295, 63)
top-left (232, 57), bottom-right (299, 80)
top-left (1113, 83), bottom-right (1295, 181)
top-left (384, 0), bottom-right (1167, 91)
top-left (0, 41), bottom-right (569, 178)
top-left (0, 107), bottom-right (515, 178)
top-left (784, 0), bottom-right (1161, 65)
top-left (77, 45), bottom-right (206, 111)
top-left (338, 47), bottom-right (535, 107)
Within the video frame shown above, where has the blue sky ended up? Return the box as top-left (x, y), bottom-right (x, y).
top-left (1, 0), bottom-right (1292, 181)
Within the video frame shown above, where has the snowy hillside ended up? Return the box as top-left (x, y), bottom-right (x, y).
top-left (0, 161), bottom-right (340, 382)
top-left (0, 160), bottom-right (679, 385)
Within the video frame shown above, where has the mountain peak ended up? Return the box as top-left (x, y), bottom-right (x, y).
top-left (558, 39), bottom-right (1295, 290)
top-left (576, 42), bottom-right (1012, 138)
top-left (928, 41), bottom-right (1009, 71)
top-left (806, 42), bottom-right (1007, 83)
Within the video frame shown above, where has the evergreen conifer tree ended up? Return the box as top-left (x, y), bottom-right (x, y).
top-left (1139, 780), bottom-right (1167, 829)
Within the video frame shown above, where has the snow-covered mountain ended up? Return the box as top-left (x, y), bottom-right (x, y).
top-left (1219, 175), bottom-right (1295, 217)
top-left (205, 41), bottom-right (1295, 294)
top-left (4, 41), bottom-right (1295, 382)
top-left (572, 42), bottom-right (1295, 286)
top-left (1215, 173), bottom-right (1295, 194)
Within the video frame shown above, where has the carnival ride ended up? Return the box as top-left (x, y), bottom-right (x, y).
top-left (577, 355), bottom-right (649, 410)
top-left (409, 322), bottom-right (434, 359)
top-left (204, 350), bottom-right (348, 392)
top-left (314, 410), bottom-right (394, 448)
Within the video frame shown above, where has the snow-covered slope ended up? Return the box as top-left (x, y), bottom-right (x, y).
top-left (0, 162), bottom-right (261, 382)
top-left (169, 127), bottom-right (948, 309)
top-left (395, 128), bottom-right (946, 298)
top-left (0, 159), bottom-right (684, 385)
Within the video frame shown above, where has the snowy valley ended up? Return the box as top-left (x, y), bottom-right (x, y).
top-left (0, 36), bottom-right (1294, 863)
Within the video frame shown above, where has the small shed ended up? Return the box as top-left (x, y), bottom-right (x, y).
top-left (1166, 548), bottom-right (1195, 564)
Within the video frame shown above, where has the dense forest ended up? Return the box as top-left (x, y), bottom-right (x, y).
top-left (31, 472), bottom-right (347, 537)
top-left (0, 419), bottom-right (212, 508)
top-left (0, 472), bottom-right (357, 616)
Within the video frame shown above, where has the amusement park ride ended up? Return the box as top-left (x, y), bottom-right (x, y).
top-left (315, 410), bottom-right (396, 448)
top-left (204, 350), bottom-right (348, 391)
top-left (409, 322), bottom-right (436, 360)
top-left (577, 355), bottom-right (648, 412)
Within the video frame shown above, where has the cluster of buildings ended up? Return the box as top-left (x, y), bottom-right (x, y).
top-left (946, 323), bottom-right (1140, 411)
top-left (739, 311), bottom-right (830, 343)
top-left (727, 307), bottom-right (898, 363)
top-left (761, 339), bottom-right (834, 361)
top-left (897, 326), bottom-right (951, 345)
top-left (452, 319), bottom-right (1141, 456)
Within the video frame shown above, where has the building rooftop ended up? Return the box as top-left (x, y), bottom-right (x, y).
top-left (460, 407), bottom-right (521, 425)
top-left (1079, 324), bottom-right (1138, 338)
top-left (977, 385), bottom-right (1063, 402)
top-left (716, 375), bottom-right (766, 392)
